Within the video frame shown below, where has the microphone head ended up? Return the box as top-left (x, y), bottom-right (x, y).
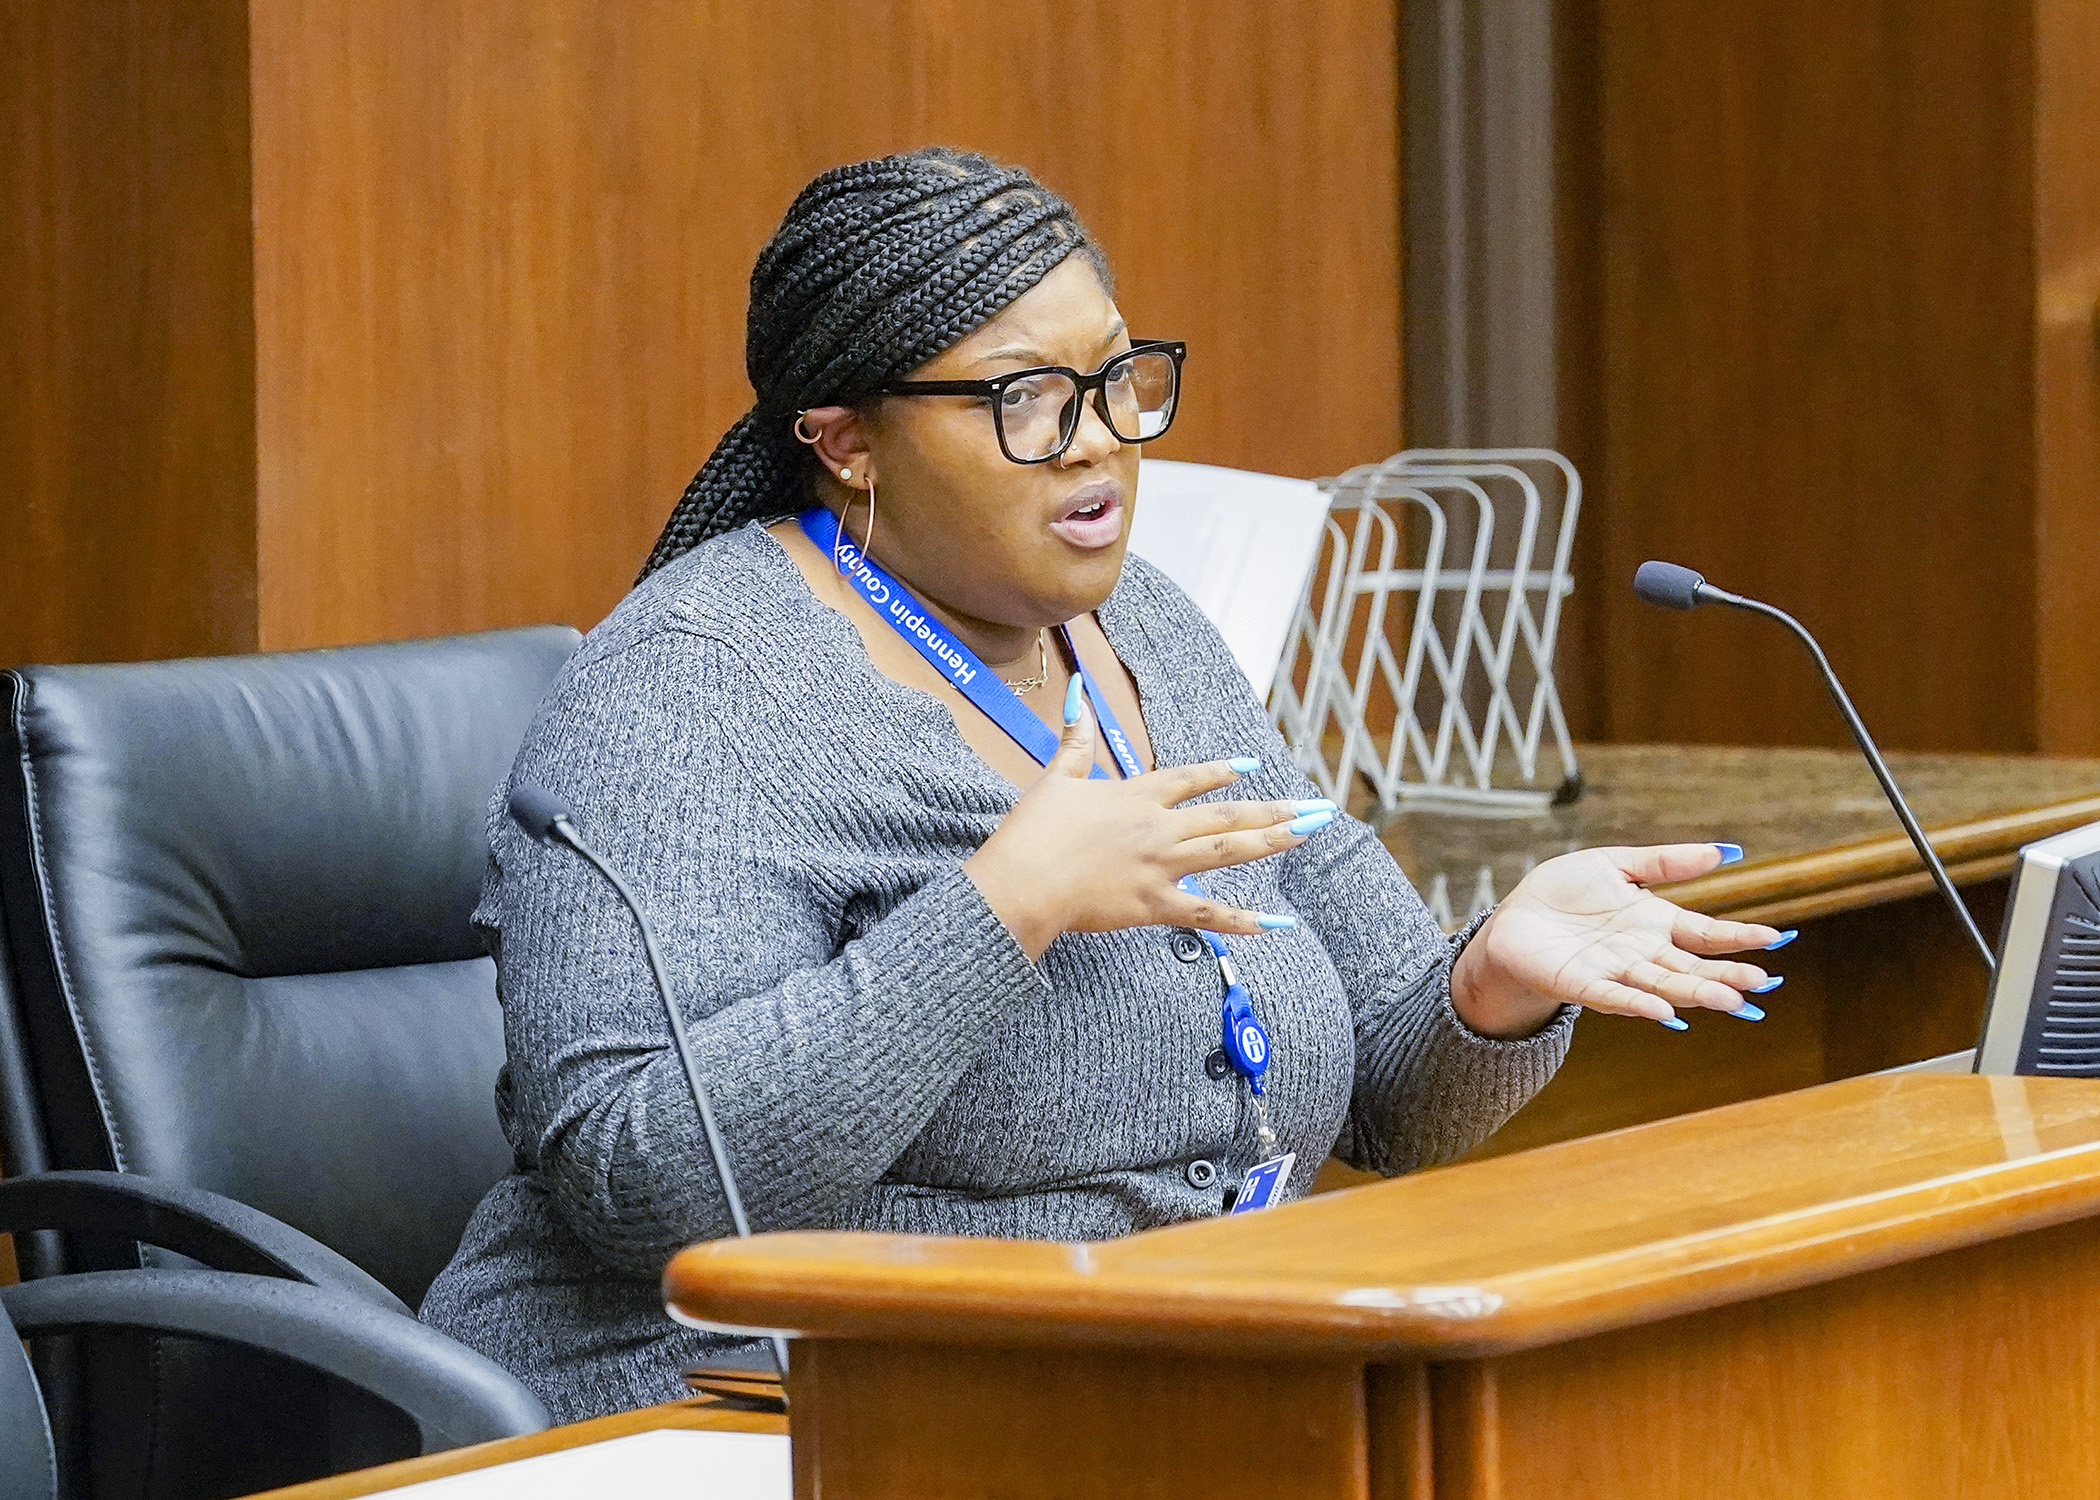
top-left (1633, 560), bottom-right (1709, 610)
top-left (507, 783), bottom-right (575, 844)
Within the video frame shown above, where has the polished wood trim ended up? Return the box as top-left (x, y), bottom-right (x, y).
top-left (1709, 853), bottom-right (2015, 929)
top-left (773, 1209), bottom-right (2100, 1498)
top-left (664, 1074), bottom-right (2100, 1359)
top-left (1453, 1213), bottom-right (2100, 1497)
top-left (240, 1398), bottom-right (785, 1499)
top-left (1655, 794), bottom-right (2100, 920)
top-left (1364, 1364), bottom-right (1433, 1500)
top-left (789, 1342), bottom-right (1368, 1500)
top-left (1423, 1364), bottom-right (1499, 1500)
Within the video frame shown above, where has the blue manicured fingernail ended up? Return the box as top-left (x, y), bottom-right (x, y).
top-left (1063, 675), bottom-right (1083, 725)
top-left (1256, 913), bottom-right (1296, 930)
top-left (1227, 756), bottom-right (1262, 774)
top-left (1288, 810), bottom-right (1336, 835)
top-left (1294, 799), bottom-right (1337, 815)
top-left (1764, 929), bottom-right (1799, 950)
top-left (1713, 842), bottom-right (1744, 865)
top-left (1750, 975), bottom-right (1785, 994)
top-left (1733, 1001), bottom-right (1766, 1022)
top-left (1658, 1015), bottom-right (1690, 1031)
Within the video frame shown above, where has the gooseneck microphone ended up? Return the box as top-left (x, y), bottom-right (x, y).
top-left (507, 784), bottom-right (789, 1382)
top-left (1632, 561), bottom-right (1998, 976)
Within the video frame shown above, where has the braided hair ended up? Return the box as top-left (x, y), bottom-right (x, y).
top-left (639, 148), bottom-right (1107, 581)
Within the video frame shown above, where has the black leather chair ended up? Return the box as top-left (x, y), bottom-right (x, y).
top-left (0, 1201), bottom-right (550, 1500)
top-left (0, 1191), bottom-right (550, 1500)
top-left (0, 627), bottom-right (579, 1499)
top-left (0, 894), bottom-right (549, 1497)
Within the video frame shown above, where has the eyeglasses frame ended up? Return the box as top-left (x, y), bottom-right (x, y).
top-left (872, 339), bottom-right (1187, 466)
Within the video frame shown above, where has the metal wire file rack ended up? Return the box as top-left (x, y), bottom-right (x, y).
top-left (1270, 449), bottom-right (1583, 817)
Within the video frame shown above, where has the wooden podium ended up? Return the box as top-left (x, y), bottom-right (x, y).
top-left (666, 1073), bottom-right (2100, 1498)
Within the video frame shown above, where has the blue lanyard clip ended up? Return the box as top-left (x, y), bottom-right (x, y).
top-left (1178, 873), bottom-right (1271, 1094)
top-left (1221, 980), bottom-right (1271, 1096)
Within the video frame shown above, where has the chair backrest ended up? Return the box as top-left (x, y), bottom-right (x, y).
top-left (0, 1291), bottom-right (57, 1500)
top-left (0, 914), bottom-right (57, 1500)
top-left (0, 628), bottom-right (578, 1306)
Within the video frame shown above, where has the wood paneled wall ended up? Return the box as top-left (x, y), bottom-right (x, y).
top-left (2035, 0), bottom-right (2100, 753)
top-left (1555, 0), bottom-right (2100, 754)
top-left (5, 2), bottom-right (1402, 665)
top-left (0, 0), bottom-right (259, 666)
top-left (23, 1), bottom-right (2089, 759)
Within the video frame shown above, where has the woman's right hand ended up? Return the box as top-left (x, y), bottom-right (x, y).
top-left (963, 684), bottom-right (1335, 960)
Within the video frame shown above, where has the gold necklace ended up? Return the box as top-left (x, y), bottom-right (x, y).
top-left (999, 631), bottom-right (1051, 694)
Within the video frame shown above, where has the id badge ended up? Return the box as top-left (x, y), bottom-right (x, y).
top-left (1227, 1152), bottom-right (1296, 1215)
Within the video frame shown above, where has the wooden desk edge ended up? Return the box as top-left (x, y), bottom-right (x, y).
top-left (664, 1079), bottom-right (2100, 1361)
top-left (239, 1398), bottom-right (787, 1499)
top-left (1657, 793), bottom-right (2100, 918)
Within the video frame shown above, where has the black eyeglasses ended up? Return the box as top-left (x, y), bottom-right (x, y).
top-left (875, 340), bottom-right (1186, 466)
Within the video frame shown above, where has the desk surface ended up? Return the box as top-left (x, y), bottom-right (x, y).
top-left (244, 1399), bottom-right (786, 1499)
top-left (666, 1072), bottom-right (2100, 1360)
top-left (1388, 743), bottom-right (2100, 927)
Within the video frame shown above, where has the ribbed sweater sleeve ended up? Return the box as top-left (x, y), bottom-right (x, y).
top-left (479, 624), bottom-right (1048, 1279)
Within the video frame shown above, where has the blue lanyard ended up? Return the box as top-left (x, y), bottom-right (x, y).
top-left (799, 506), bottom-right (1274, 1095)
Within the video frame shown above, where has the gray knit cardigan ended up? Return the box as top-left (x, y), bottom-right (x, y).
top-left (419, 522), bottom-right (1576, 1423)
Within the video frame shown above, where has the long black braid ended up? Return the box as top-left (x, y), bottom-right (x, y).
top-left (638, 148), bottom-right (1107, 581)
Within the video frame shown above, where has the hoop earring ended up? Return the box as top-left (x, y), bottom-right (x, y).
top-left (832, 478), bottom-right (878, 577)
top-left (793, 412), bottom-right (822, 445)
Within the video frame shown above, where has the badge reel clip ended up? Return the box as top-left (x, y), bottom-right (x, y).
top-left (1214, 946), bottom-right (1295, 1215)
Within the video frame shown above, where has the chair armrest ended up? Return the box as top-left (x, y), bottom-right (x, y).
top-left (0, 1172), bottom-right (406, 1315)
top-left (1, 1270), bottom-right (548, 1453)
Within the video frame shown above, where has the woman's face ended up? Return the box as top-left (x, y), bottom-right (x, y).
top-left (837, 256), bottom-right (1145, 630)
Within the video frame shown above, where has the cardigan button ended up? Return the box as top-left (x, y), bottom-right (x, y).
top-left (1204, 1048), bottom-right (1232, 1081)
top-left (1184, 1158), bottom-right (1219, 1189)
top-left (1169, 929), bottom-right (1207, 963)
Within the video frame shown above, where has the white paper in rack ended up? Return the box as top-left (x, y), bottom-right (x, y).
top-left (1126, 459), bottom-right (1330, 699)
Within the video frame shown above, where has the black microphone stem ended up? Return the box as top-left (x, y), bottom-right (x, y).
top-left (553, 819), bottom-right (790, 1382)
top-left (1710, 590), bottom-right (1998, 976)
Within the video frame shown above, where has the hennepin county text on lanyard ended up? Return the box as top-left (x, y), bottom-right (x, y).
top-left (800, 506), bottom-right (1294, 1213)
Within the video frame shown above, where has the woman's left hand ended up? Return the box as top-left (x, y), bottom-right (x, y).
top-left (1449, 844), bottom-right (1787, 1039)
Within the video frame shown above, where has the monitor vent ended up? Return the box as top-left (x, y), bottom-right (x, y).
top-left (2025, 864), bottom-right (2100, 1074)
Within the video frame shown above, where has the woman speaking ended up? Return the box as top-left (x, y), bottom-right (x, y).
top-left (421, 148), bottom-right (1786, 1422)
